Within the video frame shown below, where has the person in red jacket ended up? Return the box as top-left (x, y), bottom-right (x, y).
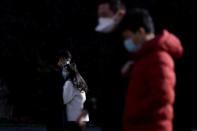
top-left (119, 8), bottom-right (184, 131)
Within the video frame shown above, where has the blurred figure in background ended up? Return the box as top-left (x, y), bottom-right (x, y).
top-left (119, 8), bottom-right (184, 131)
top-left (94, 1), bottom-right (128, 131)
top-left (0, 78), bottom-right (13, 122)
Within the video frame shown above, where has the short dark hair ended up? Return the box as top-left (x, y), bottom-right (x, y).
top-left (97, 0), bottom-right (118, 12)
top-left (119, 8), bottom-right (155, 33)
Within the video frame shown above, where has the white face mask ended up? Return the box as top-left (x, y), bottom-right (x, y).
top-left (95, 17), bottom-right (116, 33)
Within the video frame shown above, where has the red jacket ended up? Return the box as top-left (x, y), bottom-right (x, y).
top-left (123, 30), bottom-right (183, 131)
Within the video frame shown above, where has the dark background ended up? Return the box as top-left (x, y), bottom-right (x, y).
top-left (0, 0), bottom-right (195, 130)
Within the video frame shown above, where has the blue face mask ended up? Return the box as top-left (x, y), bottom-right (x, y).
top-left (124, 38), bottom-right (139, 53)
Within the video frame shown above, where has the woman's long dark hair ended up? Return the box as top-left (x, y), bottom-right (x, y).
top-left (66, 63), bottom-right (88, 93)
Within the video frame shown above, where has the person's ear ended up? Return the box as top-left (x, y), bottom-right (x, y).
top-left (138, 27), bottom-right (146, 36)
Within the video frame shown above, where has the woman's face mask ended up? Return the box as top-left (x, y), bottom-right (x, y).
top-left (124, 38), bottom-right (140, 53)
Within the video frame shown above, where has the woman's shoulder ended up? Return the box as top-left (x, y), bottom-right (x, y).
top-left (64, 80), bottom-right (74, 88)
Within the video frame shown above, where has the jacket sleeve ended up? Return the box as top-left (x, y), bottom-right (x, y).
top-left (140, 65), bottom-right (175, 114)
top-left (63, 81), bottom-right (75, 104)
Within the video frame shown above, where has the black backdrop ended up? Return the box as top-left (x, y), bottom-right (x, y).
top-left (0, 0), bottom-right (195, 130)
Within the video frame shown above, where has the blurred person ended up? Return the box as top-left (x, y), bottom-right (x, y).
top-left (0, 78), bottom-right (13, 121)
top-left (94, 2), bottom-right (128, 131)
top-left (119, 8), bottom-right (183, 131)
top-left (58, 55), bottom-right (89, 131)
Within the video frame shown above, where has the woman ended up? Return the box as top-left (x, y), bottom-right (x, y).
top-left (60, 60), bottom-right (89, 131)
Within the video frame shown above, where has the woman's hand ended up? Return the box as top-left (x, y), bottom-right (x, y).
top-left (76, 110), bottom-right (88, 126)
